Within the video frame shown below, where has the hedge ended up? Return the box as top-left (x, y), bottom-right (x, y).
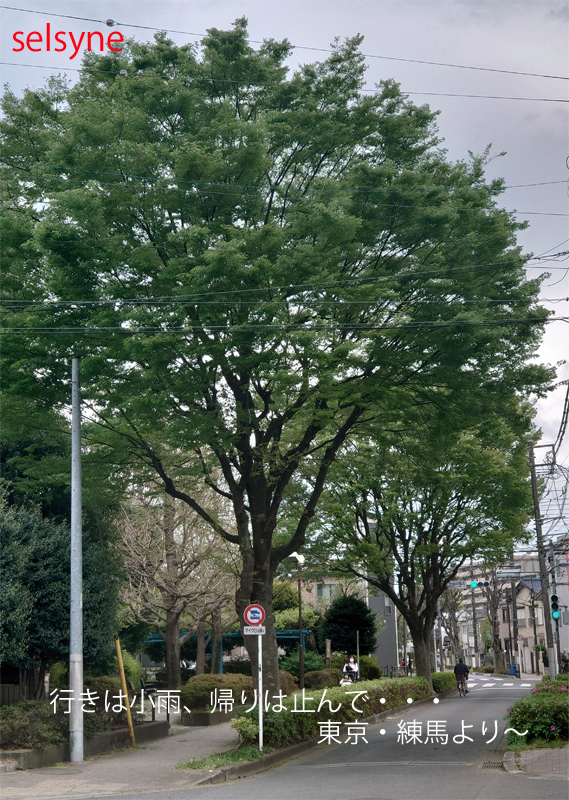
top-left (0, 700), bottom-right (103, 750)
top-left (330, 653), bottom-right (382, 680)
top-left (303, 669), bottom-right (342, 689)
top-left (278, 670), bottom-right (298, 696)
top-left (280, 650), bottom-right (324, 677)
top-left (180, 673), bottom-right (253, 710)
top-left (223, 658), bottom-right (253, 676)
top-left (505, 677), bottom-right (569, 743)
top-left (232, 676), bottom-right (430, 749)
top-left (431, 672), bottom-right (456, 693)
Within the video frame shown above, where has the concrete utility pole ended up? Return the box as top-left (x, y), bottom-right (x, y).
top-left (528, 441), bottom-right (557, 675)
top-left (510, 577), bottom-right (521, 678)
top-left (530, 587), bottom-right (540, 675)
top-left (437, 598), bottom-right (445, 671)
top-left (70, 357), bottom-right (83, 762)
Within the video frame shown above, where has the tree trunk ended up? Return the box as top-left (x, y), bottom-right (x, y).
top-left (493, 636), bottom-right (505, 671)
top-left (409, 629), bottom-right (434, 690)
top-left (165, 612), bottom-right (181, 689)
top-left (195, 621), bottom-right (206, 675)
top-left (211, 610), bottom-right (222, 674)
top-left (237, 559), bottom-right (280, 697)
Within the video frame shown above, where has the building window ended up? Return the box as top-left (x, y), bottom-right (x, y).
top-left (502, 607), bottom-right (508, 623)
top-left (317, 583), bottom-right (337, 603)
top-left (384, 596), bottom-right (392, 615)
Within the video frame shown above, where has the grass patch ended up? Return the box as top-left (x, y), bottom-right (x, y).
top-left (506, 737), bottom-right (567, 754)
top-left (176, 745), bottom-right (268, 770)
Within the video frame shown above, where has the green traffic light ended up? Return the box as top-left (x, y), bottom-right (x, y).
top-left (470, 581), bottom-right (477, 588)
top-left (552, 610), bottom-right (560, 619)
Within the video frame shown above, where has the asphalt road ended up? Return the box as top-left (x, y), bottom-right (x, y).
top-left (75, 676), bottom-right (567, 800)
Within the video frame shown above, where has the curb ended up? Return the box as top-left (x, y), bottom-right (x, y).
top-left (502, 750), bottom-right (521, 774)
top-left (194, 687), bottom-right (456, 785)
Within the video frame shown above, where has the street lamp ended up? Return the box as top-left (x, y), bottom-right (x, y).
top-left (288, 552), bottom-right (306, 689)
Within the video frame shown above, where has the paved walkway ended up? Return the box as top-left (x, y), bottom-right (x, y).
top-left (515, 744), bottom-right (569, 780)
top-left (0, 717), bottom-right (239, 799)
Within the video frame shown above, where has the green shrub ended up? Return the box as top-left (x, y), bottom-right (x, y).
top-left (431, 672), bottom-right (456, 693)
top-left (83, 675), bottom-right (143, 727)
top-left (180, 674), bottom-right (253, 711)
top-left (0, 701), bottom-right (68, 750)
top-left (50, 661), bottom-right (68, 689)
top-left (505, 692), bottom-right (569, 743)
top-left (119, 649), bottom-right (141, 691)
top-left (279, 670), bottom-right (298, 696)
top-left (280, 650), bottom-right (324, 678)
top-left (234, 676), bottom-right (430, 749)
top-left (359, 655), bottom-right (382, 680)
top-left (303, 669), bottom-right (339, 689)
top-left (223, 658), bottom-right (253, 676)
top-left (231, 715), bottom-right (260, 745)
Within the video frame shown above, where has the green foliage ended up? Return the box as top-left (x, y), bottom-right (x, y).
top-left (279, 650), bottom-right (324, 678)
top-left (272, 580), bottom-right (299, 612)
top-left (118, 649), bottom-right (142, 691)
top-left (0, 700), bottom-right (105, 749)
top-left (324, 594), bottom-right (377, 656)
top-left (0, 506), bottom-right (120, 672)
top-left (278, 670), bottom-right (298, 696)
top-left (231, 716), bottom-right (260, 746)
top-left (180, 674), bottom-right (253, 711)
top-left (177, 744), bottom-right (264, 769)
top-left (223, 658), bottom-right (253, 676)
top-left (237, 677), bottom-right (430, 748)
top-left (303, 669), bottom-right (341, 689)
top-left (358, 655), bottom-right (382, 680)
top-left (505, 690), bottom-right (569, 743)
top-left (431, 671), bottom-right (457, 692)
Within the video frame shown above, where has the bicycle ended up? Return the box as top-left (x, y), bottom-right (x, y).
top-left (457, 674), bottom-right (468, 697)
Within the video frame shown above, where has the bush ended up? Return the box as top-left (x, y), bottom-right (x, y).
top-left (0, 700), bottom-right (104, 749)
top-left (118, 649), bottom-right (141, 690)
top-left (231, 714), bottom-right (259, 745)
top-left (234, 676), bottom-right (430, 749)
top-left (280, 650), bottom-right (324, 678)
top-left (180, 674), bottom-right (253, 711)
top-left (359, 655), bottom-right (382, 680)
top-left (279, 670), bottom-right (298, 696)
top-left (505, 691), bottom-right (569, 743)
top-left (83, 675), bottom-right (143, 727)
top-left (431, 672), bottom-right (456, 693)
top-left (223, 658), bottom-right (253, 676)
top-left (303, 670), bottom-right (339, 689)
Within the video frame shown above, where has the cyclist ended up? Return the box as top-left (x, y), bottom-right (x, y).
top-left (454, 657), bottom-right (469, 694)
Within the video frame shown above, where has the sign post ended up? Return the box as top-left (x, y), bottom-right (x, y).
top-left (244, 604), bottom-right (266, 751)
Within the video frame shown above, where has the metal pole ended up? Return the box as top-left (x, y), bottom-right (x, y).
top-left (549, 543), bottom-right (563, 669)
top-left (528, 441), bottom-right (557, 675)
top-left (258, 633), bottom-right (263, 751)
top-left (470, 566), bottom-right (479, 668)
top-left (115, 638), bottom-right (136, 747)
top-left (511, 578), bottom-right (521, 678)
top-left (298, 572), bottom-right (304, 690)
top-left (70, 357), bottom-right (83, 763)
top-left (356, 630), bottom-right (360, 679)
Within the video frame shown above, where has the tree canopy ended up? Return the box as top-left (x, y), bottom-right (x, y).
top-left (0, 20), bottom-right (552, 693)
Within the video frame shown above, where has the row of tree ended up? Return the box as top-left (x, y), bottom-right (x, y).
top-left (1, 20), bottom-right (553, 693)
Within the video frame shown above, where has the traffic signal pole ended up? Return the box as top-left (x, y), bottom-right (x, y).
top-left (528, 441), bottom-right (557, 676)
top-left (549, 543), bottom-right (562, 668)
top-left (70, 357), bottom-right (83, 762)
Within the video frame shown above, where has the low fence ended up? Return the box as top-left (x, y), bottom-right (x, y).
top-left (0, 685), bottom-right (27, 707)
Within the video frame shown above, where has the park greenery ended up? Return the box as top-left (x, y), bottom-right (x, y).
top-left (0, 18), bottom-right (554, 693)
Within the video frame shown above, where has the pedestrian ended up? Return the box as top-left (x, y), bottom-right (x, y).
top-left (339, 671), bottom-right (352, 687)
top-left (342, 655), bottom-right (359, 681)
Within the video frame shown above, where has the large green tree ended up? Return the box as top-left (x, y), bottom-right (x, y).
top-left (311, 413), bottom-right (536, 687)
top-left (0, 20), bottom-right (551, 694)
top-left (0, 506), bottom-right (120, 697)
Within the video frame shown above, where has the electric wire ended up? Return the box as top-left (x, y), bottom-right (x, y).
top-left (1, 5), bottom-right (567, 81)
top-left (2, 158), bottom-right (568, 217)
top-left (1, 60), bottom-right (567, 104)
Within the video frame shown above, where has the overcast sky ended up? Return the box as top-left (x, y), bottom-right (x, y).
top-left (1, 1), bottom-right (568, 499)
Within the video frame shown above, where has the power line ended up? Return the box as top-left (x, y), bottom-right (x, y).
top-left (2, 158), bottom-right (568, 217)
top-left (1, 316), bottom-right (564, 336)
top-left (1, 60), bottom-right (567, 104)
top-left (1, 5), bottom-right (567, 81)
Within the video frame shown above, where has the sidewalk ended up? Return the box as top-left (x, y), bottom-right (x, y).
top-left (0, 716), bottom-right (239, 799)
top-left (504, 744), bottom-right (569, 780)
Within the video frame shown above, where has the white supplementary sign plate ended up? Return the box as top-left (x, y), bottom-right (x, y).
top-left (244, 626), bottom-right (265, 635)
